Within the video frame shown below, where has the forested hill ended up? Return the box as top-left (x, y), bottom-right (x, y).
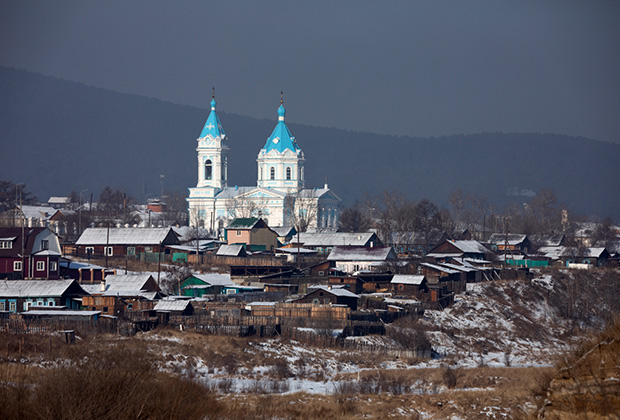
top-left (1, 66), bottom-right (619, 217)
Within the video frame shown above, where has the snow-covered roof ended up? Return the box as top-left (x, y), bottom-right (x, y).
top-left (274, 247), bottom-right (316, 254)
top-left (390, 275), bottom-right (425, 285)
top-left (19, 205), bottom-right (59, 220)
top-left (439, 262), bottom-right (475, 272)
top-left (191, 273), bottom-right (235, 287)
top-left (530, 233), bottom-right (565, 247)
top-left (419, 262), bottom-right (459, 274)
top-left (47, 196), bottom-right (70, 205)
top-left (311, 286), bottom-right (359, 298)
top-left (272, 226), bottom-right (296, 237)
top-left (487, 233), bottom-right (528, 246)
top-left (447, 240), bottom-right (490, 254)
top-left (298, 232), bottom-right (377, 247)
top-left (23, 310), bottom-right (100, 317)
top-left (76, 227), bottom-right (176, 245)
top-left (101, 274), bottom-right (157, 296)
top-left (327, 246), bottom-right (396, 262)
top-left (0, 280), bottom-right (83, 297)
top-left (538, 246), bottom-right (565, 259)
top-left (216, 244), bottom-right (246, 256)
top-left (154, 300), bottom-right (191, 312)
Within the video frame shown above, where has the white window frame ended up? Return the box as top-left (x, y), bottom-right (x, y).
top-left (49, 261), bottom-right (57, 271)
top-left (0, 301), bottom-right (5, 311)
top-left (0, 241), bottom-right (13, 249)
top-left (14, 261), bottom-right (22, 271)
top-left (9, 301), bottom-right (16, 312)
top-left (37, 261), bottom-right (45, 271)
top-left (105, 247), bottom-right (113, 256)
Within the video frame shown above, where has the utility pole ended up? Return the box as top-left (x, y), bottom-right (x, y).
top-left (79, 189), bottom-right (88, 239)
top-left (157, 240), bottom-right (162, 288)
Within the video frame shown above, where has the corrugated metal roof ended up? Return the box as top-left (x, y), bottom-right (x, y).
top-left (154, 300), bottom-right (191, 311)
top-left (299, 232), bottom-right (376, 247)
top-left (420, 262), bottom-right (459, 274)
top-left (312, 286), bottom-right (359, 298)
top-left (0, 280), bottom-right (81, 297)
top-left (76, 227), bottom-right (176, 245)
top-left (192, 273), bottom-right (235, 287)
top-left (102, 274), bottom-right (156, 296)
top-left (327, 246), bottom-right (395, 261)
top-left (448, 240), bottom-right (490, 254)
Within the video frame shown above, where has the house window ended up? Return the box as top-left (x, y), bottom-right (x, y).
top-left (286, 167), bottom-right (291, 180)
top-left (0, 301), bottom-right (5, 311)
top-left (37, 261), bottom-right (45, 271)
top-left (204, 159), bottom-right (212, 180)
top-left (85, 247), bottom-right (94, 257)
top-left (37, 300), bottom-right (44, 306)
top-left (105, 247), bottom-right (113, 256)
top-left (14, 261), bottom-right (22, 271)
top-left (50, 261), bottom-right (57, 271)
top-left (127, 247), bottom-right (136, 256)
top-left (236, 230), bottom-right (242, 236)
top-left (41, 240), bottom-right (49, 250)
top-left (0, 240), bottom-right (12, 249)
top-left (9, 301), bottom-right (16, 312)
top-left (270, 167), bottom-right (275, 180)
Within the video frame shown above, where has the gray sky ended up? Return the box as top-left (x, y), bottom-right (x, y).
top-left (1, 0), bottom-right (619, 143)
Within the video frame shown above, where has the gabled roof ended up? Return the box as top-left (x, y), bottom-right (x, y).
top-left (102, 274), bottom-right (159, 296)
top-left (154, 299), bottom-right (192, 312)
top-left (227, 218), bottom-right (267, 230)
top-left (298, 232), bottom-right (379, 248)
top-left (261, 103), bottom-right (301, 154)
top-left (327, 246), bottom-right (396, 262)
top-left (199, 97), bottom-right (226, 138)
top-left (390, 275), bottom-right (426, 285)
top-left (191, 273), bottom-right (236, 287)
top-left (216, 244), bottom-right (247, 257)
top-left (19, 205), bottom-right (60, 220)
top-left (530, 233), bottom-right (565, 247)
top-left (487, 233), bottom-right (528, 246)
top-left (0, 279), bottom-right (85, 297)
top-left (76, 227), bottom-right (178, 246)
top-left (271, 226), bottom-right (297, 237)
top-left (430, 239), bottom-right (490, 255)
top-left (419, 262), bottom-right (459, 275)
top-left (310, 285), bottom-right (359, 298)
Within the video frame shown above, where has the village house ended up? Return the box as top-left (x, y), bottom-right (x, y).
top-left (326, 246), bottom-right (397, 274)
top-left (0, 227), bottom-right (62, 280)
top-left (0, 279), bottom-right (87, 312)
top-left (59, 260), bottom-right (115, 284)
top-left (419, 262), bottom-right (465, 294)
top-left (390, 274), bottom-right (428, 299)
top-left (216, 244), bottom-right (248, 257)
top-left (295, 285), bottom-right (359, 310)
top-left (426, 239), bottom-right (491, 261)
top-left (180, 273), bottom-right (238, 297)
top-left (74, 227), bottom-right (180, 259)
top-left (81, 274), bottom-right (162, 317)
top-left (487, 233), bottom-right (531, 255)
top-left (154, 299), bottom-right (194, 316)
top-left (224, 218), bottom-right (279, 252)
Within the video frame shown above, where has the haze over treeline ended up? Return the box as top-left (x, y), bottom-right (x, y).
top-left (1, 67), bottom-right (619, 220)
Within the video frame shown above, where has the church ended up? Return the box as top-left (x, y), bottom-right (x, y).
top-left (187, 92), bottom-right (340, 234)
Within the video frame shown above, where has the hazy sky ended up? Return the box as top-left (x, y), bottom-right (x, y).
top-left (1, 0), bottom-right (619, 143)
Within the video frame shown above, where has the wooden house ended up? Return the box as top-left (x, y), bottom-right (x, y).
top-left (181, 273), bottom-right (237, 297)
top-left (75, 227), bottom-right (180, 259)
top-left (390, 275), bottom-right (428, 299)
top-left (0, 227), bottom-right (62, 280)
top-left (154, 299), bottom-right (194, 316)
top-left (426, 239), bottom-right (491, 261)
top-left (224, 218), bottom-right (279, 252)
top-left (419, 262), bottom-right (465, 294)
top-left (295, 286), bottom-right (359, 310)
top-left (326, 246), bottom-right (397, 274)
top-left (81, 274), bottom-right (161, 316)
top-left (59, 261), bottom-right (115, 284)
top-left (0, 279), bottom-right (87, 312)
top-left (487, 233), bottom-right (531, 254)
top-left (328, 276), bottom-right (366, 294)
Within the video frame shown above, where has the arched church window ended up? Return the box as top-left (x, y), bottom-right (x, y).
top-left (205, 159), bottom-right (212, 180)
top-left (270, 167), bottom-right (275, 180)
top-left (286, 167), bottom-right (291, 180)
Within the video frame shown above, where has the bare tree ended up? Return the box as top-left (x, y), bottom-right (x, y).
top-left (226, 194), bottom-right (268, 220)
top-left (284, 190), bottom-right (318, 233)
top-left (338, 202), bottom-right (371, 232)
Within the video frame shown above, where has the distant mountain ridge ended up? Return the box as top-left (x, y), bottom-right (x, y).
top-left (1, 66), bottom-right (619, 218)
